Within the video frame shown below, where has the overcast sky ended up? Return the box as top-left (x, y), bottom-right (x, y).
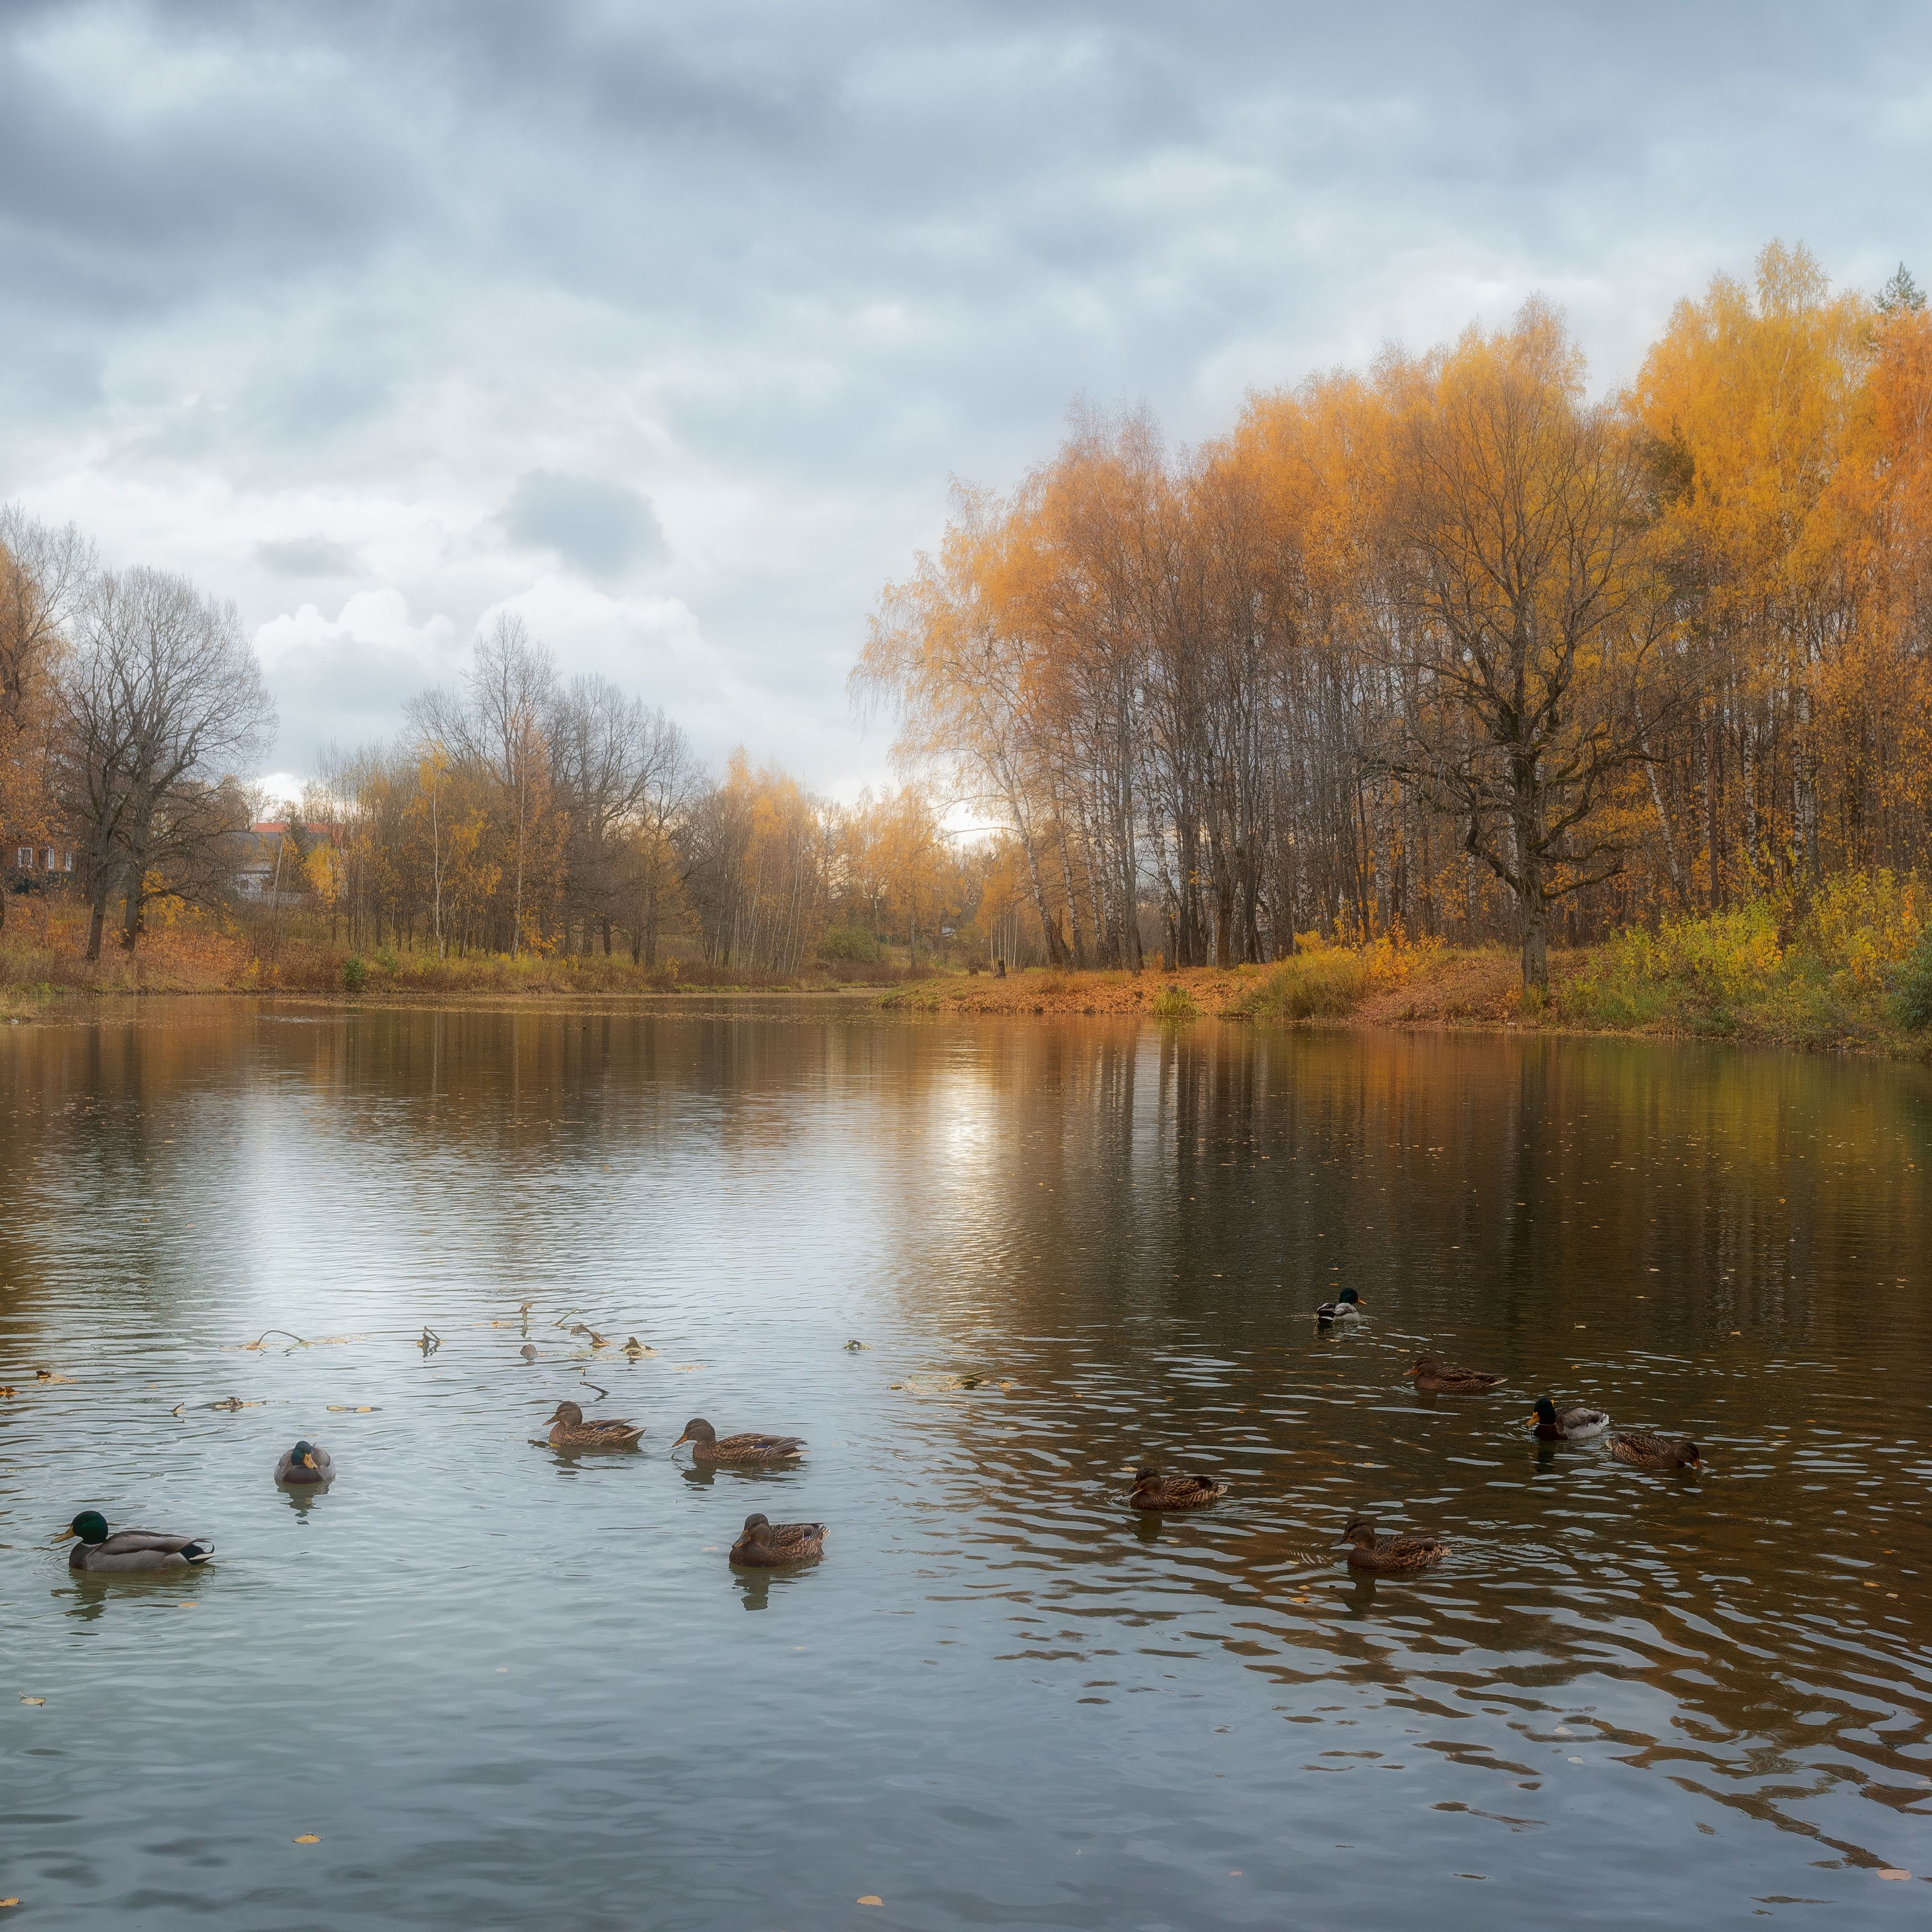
top-left (2, 1), bottom-right (1927, 798)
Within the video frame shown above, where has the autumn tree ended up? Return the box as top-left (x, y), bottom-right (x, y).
top-left (0, 508), bottom-right (92, 930)
top-left (54, 565), bottom-right (274, 958)
top-left (1379, 302), bottom-right (1678, 991)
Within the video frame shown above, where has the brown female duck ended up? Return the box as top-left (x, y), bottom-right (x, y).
top-left (545, 1400), bottom-right (644, 1451)
top-left (672, 1418), bottom-right (804, 1466)
top-left (1339, 1517), bottom-right (1448, 1573)
top-left (1129, 1467), bottom-right (1227, 1511)
top-left (1607, 1431), bottom-right (1702, 1471)
top-left (1408, 1356), bottom-right (1504, 1395)
top-left (728, 1512), bottom-right (825, 1567)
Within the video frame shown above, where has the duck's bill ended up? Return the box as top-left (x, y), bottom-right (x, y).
top-left (53, 1526), bottom-right (77, 1541)
top-left (671, 1433), bottom-right (690, 1448)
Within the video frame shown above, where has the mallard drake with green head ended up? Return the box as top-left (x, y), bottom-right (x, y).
top-left (274, 1440), bottom-right (334, 1485)
top-left (63, 1511), bottom-right (213, 1574)
top-left (1316, 1287), bottom-right (1364, 1324)
top-left (1129, 1468), bottom-right (1227, 1510)
top-left (545, 1400), bottom-right (644, 1451)
top-left (1607, 1431), bottom-right (1701, 1470)
top-left (1339, 1517), bottom-right (1447, 1573)
top-left (673, 1418), bottom-right (804, 1466)
top-left (1529, 1397), bottom-right (1610, 1442)
top-left (1409, 1356), bottom-right (1503, 1395)
top-left (728, 1512), bottom-right (825, 1567)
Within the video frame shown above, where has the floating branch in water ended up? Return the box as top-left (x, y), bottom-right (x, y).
top-left (622, 1337), bottom-right (655, 1358)
top-left (324, 1404), bottom-right (378, 1413)
top-left (419, 1327), bottom-right (442, 1353)
top-left (227, 1332), bottom-right (359, 1352)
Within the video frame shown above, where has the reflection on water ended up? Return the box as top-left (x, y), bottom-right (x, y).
top-left (1, 1000), bottom-right (1928, 1929)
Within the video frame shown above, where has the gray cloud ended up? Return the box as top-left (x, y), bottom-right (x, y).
top-left (500, 472), bottom-right (667, 578)
top-left (255, 536), bottom-right (361, 579)
top-left (2, 2), bottom-right (1930, 790)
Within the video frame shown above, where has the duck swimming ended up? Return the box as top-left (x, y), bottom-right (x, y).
top-left (63, 1511), bottom-right (213, 1574)
top-left (1528, 1397), bottom-right (1610, 1442)
top-left (672, 1419), bottom-right (804, 1466)
top-left (1408, 1356), bottom-right (1504, 1395)
top-left (274, 1440), bottom-right (333, 1485)
top-left (1129, 1468), bottom-right (1228, 1510)
top-left (1339, 1517), bottom-right (1448, 1573)
top-left (545, 1400), bottom-right (645, 1451)
top-left (1607, 1431), bottom-right (1701, 1470)
top-left (728, 1512), bottom-right (825, 1567)
top-left (1316, 1286), bottom-right (1365, 1324)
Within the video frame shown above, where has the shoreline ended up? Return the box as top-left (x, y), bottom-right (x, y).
top-left (3, 956), bottom-right (1925, 1060)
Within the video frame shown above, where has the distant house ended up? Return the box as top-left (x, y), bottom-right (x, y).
top-left (6, 838), bottom-right (78, 890)
top-left (237, 822), bottom-right (336, 904)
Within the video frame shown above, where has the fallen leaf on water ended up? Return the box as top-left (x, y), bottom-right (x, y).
top-left (178, 1601), bottom-right (197, 1610)
top-left (294, 1834), bottom-right (320, 1845)
top-left (1878, 1869), bottom-right (1910, 1880)
top-left (675, 1363), bottom-right (703, 1372)
top-left (0, 1388), bottom-right (15, 1399)
top-left (857, 1897), bottom-right (883, 1907)
top-left (20, 1697), bottom-right (44, 1706)
top-left (325, 1405), bottom-right (378, 1413)
top-left (1, 1898), bottom-right (19, 1907)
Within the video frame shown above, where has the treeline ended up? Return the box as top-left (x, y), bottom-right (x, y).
top-left (858, 245), bottom-right (1932, 987)
top-left (309, 617), bottom-right (1001, 969)
top-left (0, 504), bottom-right (1007, 975)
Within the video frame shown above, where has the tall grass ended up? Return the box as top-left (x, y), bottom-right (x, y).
top-left (1230, 935), bottom-right (1435, 1022)
top-left (1149, 980), bottom-right (1198, 1022)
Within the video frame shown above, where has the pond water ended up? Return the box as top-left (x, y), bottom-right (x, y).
top-left (1, 1001), bottom-right (1929, 1930)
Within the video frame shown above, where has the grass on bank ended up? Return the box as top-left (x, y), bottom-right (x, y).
top-left (880, 871), bottom-right (1932, 1055)
top-left (0, 899), bottom-right (926, 1016)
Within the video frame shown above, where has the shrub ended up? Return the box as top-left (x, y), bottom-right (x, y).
top-left (341, 954), bottom-right (366, 992)
top-left (1893, 926), bottom-right (1932, 1030)
top-left (819, 925), bottom-right (882, 963)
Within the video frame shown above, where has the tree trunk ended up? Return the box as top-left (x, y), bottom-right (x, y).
top-left (1520, 892), bottom-right (1548, 995)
